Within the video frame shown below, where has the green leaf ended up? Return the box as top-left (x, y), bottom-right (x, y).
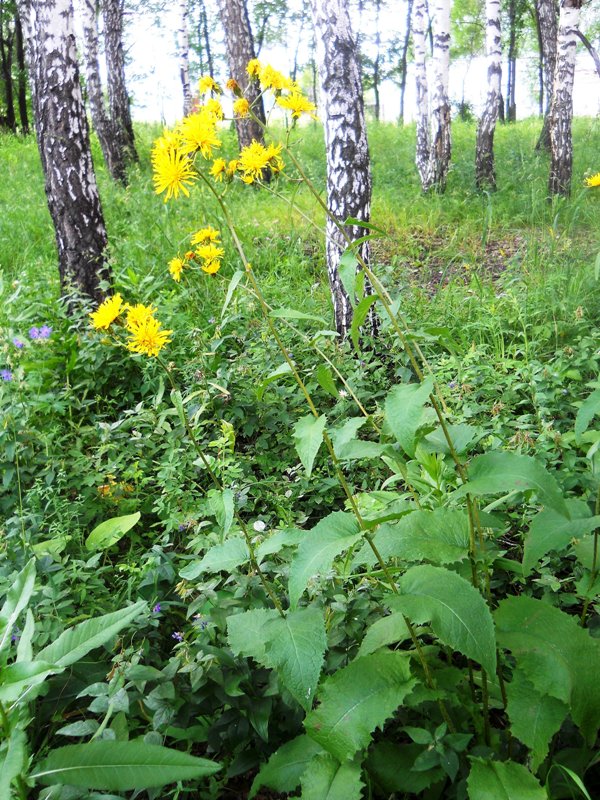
top-left (350, 295), bottom-right (377, 351)
top-left (85, 512), bottom-right (140, 551)
top-left (0, 558), bottom-right (36, 657)
top-left (342, 217), bottom-right (386, 234)
top-left (523, 502), bottom-right (600, 575)
top-left (390, 565), bottom-right (496, 675)
top-left (315, 364), bottom-right (339, 398)
top-left (299, 753), bottom-right (364, 800)
top-left (31, 741), bottom-right (221, 790)
top-left (37, 601), bottom-right (146, 669)
top-left (385, 378), bottom-right (434, 457)
top-left (358, 613), bottom-right (411, 657)
top-left (288, 512), bottom-right (361, 609)
top-left (221, 269), bottom-right (245, 318)
top-left (293, 413), bottom-right (327, 477)
top-left (453, 452), bottom-right (568, 517)
top-left (339, 250), bottom-right (359, 307)
top-left (575, 387), bottom-right (600, 440)
top-left (0, 660), bottom-right (59, 701)
top-left (180, 537), bottom-right (249, 580)
top-left (32, 536), bottom-right (70, 558)
top-left (467, 758), bottom-right (547, 799)
top-left (257, 362), bottom-right (293, 400)
top-left (305, 651), bottom-right (415, 761)
top-left (506, 669), bottom-right (568, 771)
top-left (0, 728), bottom-right (26, 798)
top-left (249, 735), bottom-right (323, 798)
top-left (255, 528), bottom-right (303, 562)
top-left (367, 742), bottom-right (444, 794)
top-left (495, 595), bottom-right (600, 744)
top-left (264, 607), bottom-right (327, 711)
top-left (423, 423), bottom-right (482, 455)
top-left (270, 307), bottom-right (327, 323)
top-left (227, 608), bottom-right (280, 664)
top-left (330, 418), bottom-right (367, 452)
top-left (208, 489), bottom-right (234, 537)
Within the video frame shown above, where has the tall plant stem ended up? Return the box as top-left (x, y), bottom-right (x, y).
top-left (581, 483), bottom-right (600, 626)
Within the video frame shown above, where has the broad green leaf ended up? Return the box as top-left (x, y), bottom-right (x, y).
top-left (453, 452), bottom-right (568, 517)
top-left (506, 669), bottom-right (568, 771)
top-left (329, 417), bottom-right (367, 452)
top-left (0, 660), bottom-right (59, 701)
top-left (350, 295), bottom-right (377, 351)
top-left (32, 536), bottom-right (70, 558)
top-left (31, 741), bottom-right (221, 790)
top-left (0, 728), bottom-right (26, 798)
top-left (208, 489), bottom-right (234, 537)
top-left (221, 269), bottom-right (245, 318)
top-left (299, 753), bottom-right (364, 800)
top-left (257, 362), bottom-right (293, 400)
top-left (305, 651), bottom-right (415, 761)
top-left (293, 413), bottom-right (327, 477)
top-left (467, 758), bottom-right (547, 799)
top-left (0, 558), bottom-right (36, 657)
top-left (16, 609), bottom-right (35, 663)
top-left (255, 528), bottom-right (303, 562)
top-left (575, 387), bottom-right (600, 440)
top-left (315, 364), bottom-right (339, 398)
top-left (385, 378), bottom-right (434, 457)
top-left (289, 512), bottom-right (361, 609)
top-left (85, 512), bottom-right (140, 551)
top-left (56, 720), bottom-right (101, 737)
top-left (367, 742), bottom-right (445, 794)
top-left (358, 613), bottom-right (411, 657)
top-left (338, 250), bottom-right (359, 307)
top-left (37, 601), bottom-right (146, 669)
top-left (353, 509), bottom-right (470, 567)
top-left (180, 537), bottom-right (249, 580)
top-left (523, 502), bottom-right (600, 575)
top-left (390, 565), bottom-right (496, 675)
top-left (227, 608), bottom-right (280, 664)
top-left (495, 595), bottom-right (600, 743)
top-left (270, 307), bottom-right (327, 323)
top-left (264, 607), bottom-right (327, 711)
top-left (423, 423), bottom-right (482, 455)
top-left (249, 735), bottom-right (323, 799)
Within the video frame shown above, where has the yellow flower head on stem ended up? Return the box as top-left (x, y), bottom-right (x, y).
top-left (178, 109), bottom-right (222, 159)
top-left (125, 302), bottom-right (157, 329)
top-left (205, 97), bottom-right (224, 120)
top-left (201, 260), bottom-right (222, 275)
top-left (237, 140), bottom-right (283, 183)
top-left (89, 293), bottom-right (125, 330)
top-left (246, 59), bottom-right (262, 79)
top-left (195, 243), bottom-right (225, 262)
top-left (151, 128), bottom-right (183, 162)
top-left (276, 92), bottom-right (317, 119)
top-left (168, 257), bottom-right (186, 283)
top-left (233, 98), bottom-right (250, 118)
top-left (126, 316), bottom-right (172, 357)
top-left (226, 78), bottom-right (240, 94)
top-left (209, 158), bottom-right (227, 181)
top-left (152, 147), bottom-right (197, 201)
top-left (198, 75), bottom-right (220, 95)
top-left (227, 159), bottom-right (239, 178)
top-left (191, 226), bottom-right (221, 246)
top-left (259, 64), bottom-right (295, 92)
top-left (585, 172), bottom-right (600, 188)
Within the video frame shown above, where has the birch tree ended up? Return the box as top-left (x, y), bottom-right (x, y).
top-left (413, 0), bottom-right (430, 187)
top-left (16, 0), bottom-right (110, 302)
top-left (475, 0), bottom-right (501, 188)
top-left (428, 0), bottom-right (452, 191)
top-left (548, 0), bottom-right (583, 197)
top-left (103, 0), bottom-right (137, 164)
top-left (313, 0), bottom-right (376, 337)
top-left (535, 0), bottom-right (558, 150)
top-left (178, 0), bottom-right (193, 116)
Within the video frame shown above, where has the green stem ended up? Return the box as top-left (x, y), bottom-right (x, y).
top-left (581, 483), bottom-right (600, 626)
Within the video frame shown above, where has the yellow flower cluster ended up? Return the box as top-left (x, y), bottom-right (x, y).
top-left (237, 141), bottom-right (284, 184)
top-left (168, 227), bottom-right (224, 281)
top-left (89, 295), bottom-right (172, 357)
top-left (246, 59), bottom-right (316, 119)
top-left (585, 172), bottom-right (600, 188)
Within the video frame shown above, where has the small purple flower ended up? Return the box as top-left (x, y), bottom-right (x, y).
top-left (152, 603), bottom-right (161, 614)
top-left (29, 326), bottom-right (40, 339)
top-left (178, 523), bottom-right (187, 533)
top-left (171, 631), bottom-right (184, 642)
top-left (12, 338), bottom-right (24, 349)
top-left (39, 325), bottom-right (52, 339)
top-left (448, 381), bottom-right (457, 389)
top-left (11, 627), bottom-right (21, 643)
top-left (1, 370), bottom-right (13, 382)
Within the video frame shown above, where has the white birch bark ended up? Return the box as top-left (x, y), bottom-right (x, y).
top-left (103, 0), bottom-right (137, 163)
top-left (16, 0), bottom-right (110, 302)
top-left (313, 0), bottom-right (376, 338)
top-left (413, 0), bottom-right (430, 187)
top-left (535, 0), bottom-right (558, 150)
top-left (427, 0), bottom-right (451, 191)
top-left (548, 0), bottom-right (582, 197)
top-left (178, 0), bottom-right (193, 117)
top-left (475, 0), bottom-right (502, 188)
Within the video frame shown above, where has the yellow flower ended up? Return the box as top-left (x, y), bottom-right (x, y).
top-left (205, 97), bottom-right (224, 120)
top-left (237, 140), bottom-right (283, 183)
top-left (126, 316), bottom-right (172, 357)
top-left (89, 293), bottom-right (124, 330)
top-left (151, 128), bottom-right (182, 162)
top-left (201, 260), bottom-right (222, 275)
top-left (265, 142), bottom-right (284, 173)
top-left (259, 64), bottom-right (294, 91)
top-left (233, 98), bottom-right (250, 118)
top-left (178, 110), bottom-right (221, 159)
top-left (227, 159), bottom-right (239, 178)
top-left (246, 59), bottom-right (261, 79)
top-left (226, 78), bottom-right (240, 93)
top-left (209, 158), bottom-right (227, 181)
top-left (125, 302), bottom-right (157, 329)
top-left (195, 243), bottom-right (225, 262)
top-left (152, 147), bottom-right (197, 201)
top-left (198, 75), bottom-right (220, 95)
top-left (168, 257), bottom-right (185, 283)
top-left (585, 172), bottom-right (600, 188)
top-left (276, 92), bottom-right (317, 119)
top-left (191, 226), bottom-right (221, 245)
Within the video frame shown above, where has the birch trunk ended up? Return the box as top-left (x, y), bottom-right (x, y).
top-left (428, 0), bottom-right (451, 191)
top-left (475, 0), bottom-right (502, 188)
top-left (398, 0), bottom-right (413, 124)
top-left (80, 0), bottom-right (127, 183)
top-left (103, 0), bottom-right (137, 164)
top-left (217, 0), bottom-right (266, 150)
top-left (535, 0), bottom-right (558, 150)
top-left (548, 0), bottom-right (582, 197)
top-left (178, 0), bottom-right (193, 116)
top-left (313, 0), bottom-right (376, 338)
top-left (16, 0), bottom-right (110, 303)
top-left (413, 0), bottom-right (430, 187)
top-left (0, 7), bottom-right (16, 130)
top-left (505, 0), bottom-right (517, 121)
top-left (15, 9), bottom-right (29, 133)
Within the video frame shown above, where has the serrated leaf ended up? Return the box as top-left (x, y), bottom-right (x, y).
top-left (85, 512), bottom-right (140, 551)
top-left (31, 741), bottom-right (221, 790)
top-left (37, 602), bottom-right (146, 669)
top-left (0, 558), bottom-right (35, 657)
top-left (495, 595), bottom-right (600, 743)
top-left (523, 502), bottom-right (600, 575)
top-left (467, 758), bottom-right (547, 799)
top-left (227, 608), bottom-right (280, 664)
top-left (575, 387), bottom-right (600, 440)
top-left (264, 607), bottom-right (327, 711)
top-left (315, 364), bottom-right (339, 398)
top-left (305, 651), bottom-right (415, 761)
top-left (256, 528), bottom-right (304, 562)
top-left (293, 413), bottom-right (327, 477)
top-left (506, 669), bottom-right (568, 771)
top-left (299, 753), bottom-right (364, 800)
top-left (180, 537), bottom-right (249, 580)
top-left (358, 613), bottom-right (411, 657)
top-left (249, 735), bottom-right (324, 798)
top-left (385, 378), bottom-right (434, 457)
top-left (453, 452), bottom-right (568, 517)
top-left (288, 512), bottom-right (361, 609)
top-left (350, 295), bottom-right (377, 351)
top-left (389, 565), bottom-right (496, 675)
top-left (367, 742), bottom-right (445, 794)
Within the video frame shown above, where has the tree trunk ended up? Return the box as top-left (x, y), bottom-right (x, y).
top-left (0, 6), bottom-right (16, 131)
top-left (535, 0), bottom-right (558, 150)
top-left (313, 0), bottom-right (376, 339)
top-left (413, 0), bottom-right (430, 187)
top-left (548, 0), bottom-right (582, 197)
top-left (14, 9), bottom-right (29, 133)
top-left (80, 0), bottom-right (127, 183)
top-left (372, 0), bottom-right (381, 121)
top-left (398, 0), bottom-right (413, 124)
top-left (197, 0), bottom-right (213, 77)
top-left (428, 0), bottom-right (451, 191)
top-left (178, 0), bottom-right (193, 116)
top-left (103, 0), bottom-right (137, 164)
top-left (475, 0), bottom-right (502, 189)
top-left (506, 0), bottom-right (517, 121)
top-left (16, 0), bottom-right (110, 303)
top-left (217, 0), bottom-right (267, 150)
